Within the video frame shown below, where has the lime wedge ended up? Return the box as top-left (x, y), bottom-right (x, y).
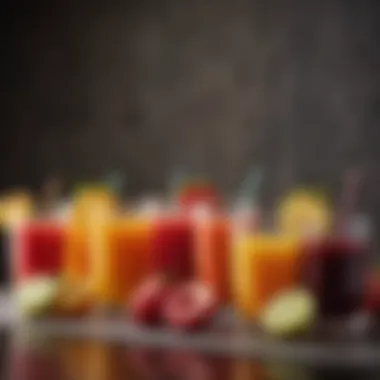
top-left (15, 277), bottom-right (59, 318)
top-left (259, 288), bottom-right (316, 338)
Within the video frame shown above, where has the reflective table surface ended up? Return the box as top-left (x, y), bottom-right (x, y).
top-left (0, 329), bottom-right (379, 380)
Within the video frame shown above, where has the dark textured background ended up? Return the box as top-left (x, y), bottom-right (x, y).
top-left (1, 1), bottom-right (379, 220)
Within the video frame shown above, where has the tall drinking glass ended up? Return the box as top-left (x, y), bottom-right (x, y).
top-left (105, 216), bottom-right (151, 306)
top-left (232, 233), bottom-right (301, 320)
top-left (302, 215), bottom-right (370, 328)
top-left (193, 207), bottom-right (231, 304)
top-left (149, 212), bottom-right (193, 280)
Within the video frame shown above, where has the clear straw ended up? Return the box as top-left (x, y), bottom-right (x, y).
top-left (168, 166), bottom-right (188, 200)
top-left (237, 167), bottom-right (263, 204)
top-left (104, 170), bottom-right (127, 196)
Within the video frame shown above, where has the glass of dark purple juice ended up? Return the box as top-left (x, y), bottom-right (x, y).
top-left (302, 216), bottom-right (370, 323)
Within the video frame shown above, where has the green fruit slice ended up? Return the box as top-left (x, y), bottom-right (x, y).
top-left (15, 277), bottom-right (59, 318)
top-left (259, 288), bottom-right (316, 338)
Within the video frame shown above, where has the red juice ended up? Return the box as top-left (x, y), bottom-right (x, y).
top-left (149, 216), bottom-right (193, 279)
top-left (302, 236), bottom-right (368, 317)
top-left (13, 222), bottom-right (65, 283)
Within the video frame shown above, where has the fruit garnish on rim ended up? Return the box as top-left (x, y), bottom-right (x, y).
top-left (276, 188), bottom-right (332, 237)
top-left (259, 288), bottom-right (316, 339)
top-left (1, 191), bottom-right (33, 229)
top-left (162, 281), bottom-right (219, 330)
top-left (175, 178), bottom-right (219, 210)
top-left (130, 274), bottom-right (173, 326)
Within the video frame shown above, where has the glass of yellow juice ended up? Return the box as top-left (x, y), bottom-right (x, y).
top-left (232, 233), bottom-right (301, 320)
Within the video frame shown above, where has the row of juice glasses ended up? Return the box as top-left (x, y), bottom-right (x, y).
top-left (4, 190), bottom-right (372, 330)
top-left (8, 196), bottom-right (194, 309)
top-left (8, 197), bottom-right (233, 311)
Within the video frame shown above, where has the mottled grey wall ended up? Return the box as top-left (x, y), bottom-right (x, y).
top-left (1, 0), bottom-right (379, 214)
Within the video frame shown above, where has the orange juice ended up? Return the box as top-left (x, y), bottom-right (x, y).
top-left (105, 217), bottom-right (151, 305)
top-left (63, 223), bottom-right (88, 286)
top-left (194, 215), bottom-right (231, 303)
top-left (232, 234), bottom-right (301, 319)
top-left (68, 188), bottom-right (117, 305)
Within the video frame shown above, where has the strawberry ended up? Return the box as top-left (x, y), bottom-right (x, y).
top-left (129, 275), bottom-right (172, 325)
top-left (176, 181), bottom-right (219, 211)
top-left (162, 281), bottom-right (219, 330)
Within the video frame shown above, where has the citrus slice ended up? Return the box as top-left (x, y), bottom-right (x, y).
top-left (71, 186), bottom-right (116, 225)
top-left (259, 288), bottom-right (316, 338)
top-left (276, 188), bottom-right (332, 237)
top-left (1, 191), bottom-right (33, 228)
top-left (15, 277), bottom-right (59, 318)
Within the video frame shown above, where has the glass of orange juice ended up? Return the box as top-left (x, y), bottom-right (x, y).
top-left (68, 187), bottom-right (117, 307)
top-left (232, 232), bottom-right (301, 320)
top-left (105, 216), bottom-right (151, 307)
top-left (64, 222), bottom-right (88, 286)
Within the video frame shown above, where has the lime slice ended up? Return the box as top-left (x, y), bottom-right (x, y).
top-left (259, 288), bottom-right (316, 338)
top-left (15, 277), bottom-right (59, 318)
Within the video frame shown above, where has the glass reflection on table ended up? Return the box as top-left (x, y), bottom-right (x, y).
top-left (0, 332), bottom-right (378, 380)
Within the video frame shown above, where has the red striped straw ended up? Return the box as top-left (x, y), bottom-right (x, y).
top-left (335, 166), bottom-right (366, 236)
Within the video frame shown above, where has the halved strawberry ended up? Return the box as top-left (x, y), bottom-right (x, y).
top-left (162, 281), bottom-right (219, 330)
top-left (129, 275), bottom-right (172, 325)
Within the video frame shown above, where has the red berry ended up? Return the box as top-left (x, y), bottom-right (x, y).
top-left (129, 275), bottom-right (172, 325)
top-left (162, 282), bottom-right (219, 330)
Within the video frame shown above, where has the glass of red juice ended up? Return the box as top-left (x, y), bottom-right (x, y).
top-left (149, 214), bottom-right (193, 279)
top-left (302, 216), bottom-right (370, 320)
top-left (12, 221), bottom-right (66, 283)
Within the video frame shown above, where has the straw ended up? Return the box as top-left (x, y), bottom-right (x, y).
top-left (335, 166), bottom-right (366, 235)
top-left (105, 170), bottom-right (127, 196)
top-left (168, 166), bottom-right (188, 199)
top-left (237, 166), bottom-right (264, 204)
